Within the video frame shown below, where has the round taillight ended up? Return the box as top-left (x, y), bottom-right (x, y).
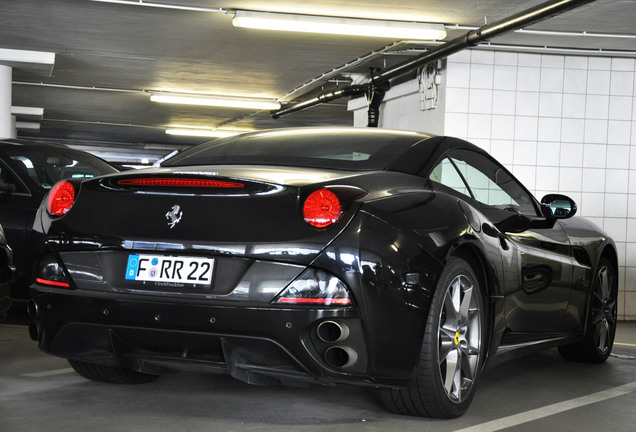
top-left (303, 188), bottom-right (342, 228)
top-left (47, 181), bottom-right (76, 216)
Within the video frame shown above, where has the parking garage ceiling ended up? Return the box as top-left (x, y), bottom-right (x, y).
top-left (1, 0), bottom-right (635, 160)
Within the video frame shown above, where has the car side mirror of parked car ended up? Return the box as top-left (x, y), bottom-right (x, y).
top-left (541, 194), bottom-right (577, 220)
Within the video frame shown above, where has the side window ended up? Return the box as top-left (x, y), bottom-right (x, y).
top-left (429, 150), bottom-right (538, 216)
top-left (10, 156), bottom-right (47, 187)
top-left (451, 159), bottom-right (516, 208)
top-left (429, 158), bottom-right (470, 197)
top-left (0, 161), bottom-right (29, 194)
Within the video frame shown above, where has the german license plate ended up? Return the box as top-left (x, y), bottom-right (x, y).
top-left (125, 254), bottom-right (214, 286)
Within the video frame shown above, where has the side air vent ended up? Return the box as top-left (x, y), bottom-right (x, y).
top-left (572, 247), bottom-right (592, 268)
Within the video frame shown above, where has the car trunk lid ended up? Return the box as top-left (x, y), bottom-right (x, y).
top-left (43, 166), bottom-right (366, 264)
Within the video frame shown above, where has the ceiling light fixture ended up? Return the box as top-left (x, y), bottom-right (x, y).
top-left (165, 128), bottom-right (249, 138)
top-left (16, 121), bottom-right (41, 131)
top-left (232, 10), bottom-right (447, 40)
top-left (150, 93), bottom-right (280, 110)
top-left (0, 48), bottom-right (55, 66)
top-left (11, 106), bottom-right (44, 117)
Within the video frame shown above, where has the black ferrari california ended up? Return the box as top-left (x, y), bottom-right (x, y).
top-left (28, 128), bottom-right (618, 418)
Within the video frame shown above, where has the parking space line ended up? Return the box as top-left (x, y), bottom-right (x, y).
top-left (22, 368), bottom-right (75, 378)
top-left (615, 342), bottom-right (636, 347)
top-left (454, 381), bottom-right (636, 432)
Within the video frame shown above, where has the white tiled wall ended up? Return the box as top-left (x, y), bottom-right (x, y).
top-left (445, 50), bottom-right (636, 320)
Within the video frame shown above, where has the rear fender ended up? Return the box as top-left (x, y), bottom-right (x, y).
top-left (309, 209), bottom-right (444, 380)
top-left (350, 192), bottom-right (506, 373)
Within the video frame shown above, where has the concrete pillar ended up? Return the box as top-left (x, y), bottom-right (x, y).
top-left (0, 65), bottom-right (14, 139)
top-left (10, 115), bottom-right (16, 139)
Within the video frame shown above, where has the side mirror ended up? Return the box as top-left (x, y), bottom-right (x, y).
top-left (541, 194), bottom-right (577, 219)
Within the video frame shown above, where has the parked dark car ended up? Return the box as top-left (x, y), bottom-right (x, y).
top-left (0, 139), bottom-right (118, 299)
top-left (0, 223), bottom-right (15, 321)
top-left (28, 128), bottom-right (618, 418)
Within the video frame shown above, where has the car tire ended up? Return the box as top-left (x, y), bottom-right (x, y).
top-left (68, 359), bottom-right (159, 384)
top-left (558, 257), bottom-right (617, 364)
top-left (379, 256), bottom-right (486, 418)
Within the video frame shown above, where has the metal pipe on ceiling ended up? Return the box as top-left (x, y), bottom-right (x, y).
top-left (270, 0), bottom-right (596, 121)
top-left (373, 0), bottom-right (596, 84)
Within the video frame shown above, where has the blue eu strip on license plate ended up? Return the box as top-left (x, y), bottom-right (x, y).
top-left (125, 254), bottom-right (214, 285)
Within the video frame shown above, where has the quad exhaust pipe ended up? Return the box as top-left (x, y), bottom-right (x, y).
top-left (27, 300), bottom-right (40, 341)
top-left (324, 345), bottom-right (358, 369)
top-left (28, 322), bottom-right (39, 341)
top-left (316, 320), bottom-right (358, 369)
top-left (317, 320), bottom-right (350, 343)
top-left (27, 299), bottom-right (39, 319)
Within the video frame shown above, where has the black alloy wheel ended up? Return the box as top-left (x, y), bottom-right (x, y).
top-left (380, 256), bottom-right (486, 418)
top-left (558, 257), bottom-right (618, 363)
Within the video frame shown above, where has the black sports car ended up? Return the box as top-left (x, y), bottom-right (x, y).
top-left (28, 128), bottom-right (618, 418)
top-left (0, 139), bottom-right (118, 298)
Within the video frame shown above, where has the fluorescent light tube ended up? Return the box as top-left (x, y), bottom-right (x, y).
top-left (11, 106), bottom-right (44, 117)
top-left (165, 128), bottom-right (245, 138)
top-left (233, 11), bottom-right (446, 40)
top-left (16, 122), bottom-right (41, 130)
top-left (0, 48), bottom-right (55, 65)
top-left (151, 93), bottom-right (281, 110)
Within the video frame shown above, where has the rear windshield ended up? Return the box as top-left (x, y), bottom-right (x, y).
top-left (2, 144), bottom-right (117, 190)
top-left (163, 129), bottom-right (430, 171)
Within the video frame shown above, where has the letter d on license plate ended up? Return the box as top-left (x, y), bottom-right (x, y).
top-left (125, 254), bottom-right (214, 286)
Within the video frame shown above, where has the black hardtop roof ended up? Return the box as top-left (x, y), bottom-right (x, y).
top-left (164, 127), bottom-right (493, 174)
top-left (0, 138), bottom-right (73, 150)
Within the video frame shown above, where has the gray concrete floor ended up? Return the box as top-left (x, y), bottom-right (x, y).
top-left (1, 317), bottom-right (635, 432)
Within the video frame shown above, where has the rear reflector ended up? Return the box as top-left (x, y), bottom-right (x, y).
top-left (275, 297), bottom-right (352, 305)
top-left (35, 278), bottom-right (70, 288)
top-left (36, 256), bottom-right (71, 288)
top-left (303, 188), bottom-right (342, 228)
top-left (273, 268), bottom-right (352, 306)
top-left (47, 181), bottom-right (76, 216)
top-left (118, 178), bottom-right (244, 188)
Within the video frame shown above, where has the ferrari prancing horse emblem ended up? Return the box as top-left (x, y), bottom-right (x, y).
top-left (165, 205), bottom-right (183, 229)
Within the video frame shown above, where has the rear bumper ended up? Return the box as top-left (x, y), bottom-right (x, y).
top-left (29, 210), bottom-right (440, 388)
top-left (27, 285), bottom-right (405, 387)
